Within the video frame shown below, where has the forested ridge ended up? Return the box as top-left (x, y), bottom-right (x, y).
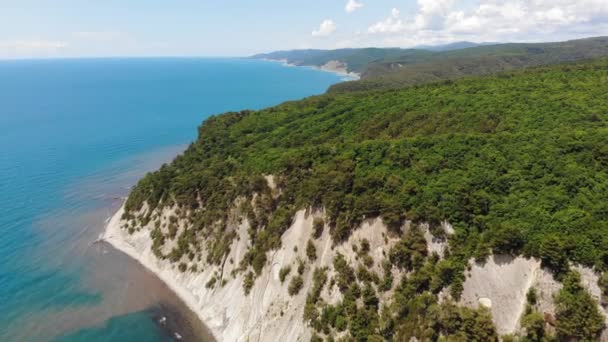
top-left (254, 36), bottom-right (608, 93)
top-left (123, 59), bottom-right (608, 340)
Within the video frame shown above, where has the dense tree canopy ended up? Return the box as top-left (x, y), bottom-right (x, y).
top-left (123, 59), bottom-right (608, 340)
top-left (126, 59), bottom-right (608, 274)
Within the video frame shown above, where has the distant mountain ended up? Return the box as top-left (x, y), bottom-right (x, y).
top-left (251, 48), bottom-right (413, 73)
top-left (252, 36), bottom-right (608, 93)
top-left (250, 43), bottom-right (494, 72)
top-left (413, 41), bottom-right (491, 51)
top-left (332, 36), bottom-right (608, 92)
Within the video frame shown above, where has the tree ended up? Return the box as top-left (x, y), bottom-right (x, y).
top-left (521, 311), bottom-right (545, 342)
top-left (490, 223), bottom-right (524, 255)
top-left (539, 235), bottom-right (569, 277)
top-left (389, 226), bottom-right (428, 271)
top-left (555, 271), bottom-right (605, 340)
top-left (362, 283), bottom-right (379, 310)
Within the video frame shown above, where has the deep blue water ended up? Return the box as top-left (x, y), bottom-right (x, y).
top-left (0, 58), bottom-right (342, 341)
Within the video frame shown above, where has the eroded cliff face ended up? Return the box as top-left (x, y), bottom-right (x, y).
top-left (106, 199), bottom-right (608, 341)
top-left (106, 201), bottom-right (453, 341)
top-left (459, 256), bottom-right (608, 339)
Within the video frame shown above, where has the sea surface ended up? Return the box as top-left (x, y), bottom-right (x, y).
top-left (0, 58), bottom-right (343, 341)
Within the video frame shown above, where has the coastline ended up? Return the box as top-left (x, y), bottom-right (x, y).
top-left (102, 203), bottom-right (317, 342)
top-left (103, 200), bottom-right (318, 341)
top-left (102, 198), bottom-right (608, 340)
top-left (261, 58), bottom-right (361, 80)
top-left (103, 204), bottom-right (218, 341)
top-left (99, 62), bottom-right (355, 342)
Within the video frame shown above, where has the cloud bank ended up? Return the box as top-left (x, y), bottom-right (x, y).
top-left (366, 0), bottom-right (608, 46)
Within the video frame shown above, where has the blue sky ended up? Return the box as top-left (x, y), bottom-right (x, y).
top-left (2, 0), bottom-right (608, 58)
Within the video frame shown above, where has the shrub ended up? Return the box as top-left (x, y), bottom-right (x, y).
top-left (360, 238), bottom-right (371, 255)
top-left (243, 271), bottom-right (255, 295)
top-left (168, 223), bottom-right (178, 239)
top-left (306, 239), bottom-right (317, 261)
top-left (252, 250), bottom-right (267, 275)
top-left (288, 275), bottom-right (304, 296)
top-left (297, 259), bottom-right (306, 275)
top-left (205, 276), bottom-right (217, 289)
top-left (526, 287), bottom-right (538, 305)
top-left (333, 253), bottom-right (355, 293)
top-left (279, 265), bottom-right (292, 283)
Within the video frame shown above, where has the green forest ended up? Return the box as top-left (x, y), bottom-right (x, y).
top-left (123, 59), bottom-right (608, 340)
top-left (255, 36), bottom-right (608, 93)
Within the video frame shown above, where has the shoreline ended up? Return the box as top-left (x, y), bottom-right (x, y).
top-left (99, 62), bottom-right (356, 341)
top-left (261, 58), bottom-right (361, 81)
top-left (103, 204), bottom-right (218, 341)
top-left (103, 202), bottom-right (316, 342)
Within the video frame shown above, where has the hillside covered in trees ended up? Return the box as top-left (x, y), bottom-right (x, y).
top-left (120, 59), bottom-right (608, 340)
top-left (254, 36), bottom-right (608, 93)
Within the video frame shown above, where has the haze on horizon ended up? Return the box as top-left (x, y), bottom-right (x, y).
top-left (2, 0), bottom-right (608, 59)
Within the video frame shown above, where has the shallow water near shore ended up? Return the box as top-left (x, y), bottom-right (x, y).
top-left (0, 58), bottom-right (342, 341)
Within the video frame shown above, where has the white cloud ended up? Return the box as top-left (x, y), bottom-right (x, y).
top-left (368, 8), bottom-right (405, 33)
top-left (366, 0), bottom-right (608, 47)
top-left (312, 19), bottom-right (337, 37)
top-left (345, 0), bottom-right (364, 13)
top-left (415, 0), bottom-right (455, 29)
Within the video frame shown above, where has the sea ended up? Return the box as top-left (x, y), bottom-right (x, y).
top-left (0, 58), bottom-right (344, 341)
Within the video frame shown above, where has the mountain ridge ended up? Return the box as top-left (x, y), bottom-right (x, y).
top-left (252, 36), bottom-right (608, 93)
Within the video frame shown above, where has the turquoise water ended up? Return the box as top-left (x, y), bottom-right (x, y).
top-left (0, 58), bottom-right (342, 341)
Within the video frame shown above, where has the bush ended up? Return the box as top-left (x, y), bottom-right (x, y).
top-left (288, 275), bottom-right (304, 296)
top-left (243, 271), bottom-right (255, 295)
top-left (360, 238), bottom-right (371, 255)
top-left (306, 239), bottom-right (317, 261)
top-left (205, 276), bottom-right (217, 289)
top-left (178, 263), bottom-right (187, 272)
top-left (252, 251), bottom-right (267, 275)
top-left (333, 253), bottom-right (355, 293)
top-left (279, 265), bottom-right (292, 283)
top-left (526, 287), bottom-right (538, 305)
top-left (297, 259), bottom-right (306, 275)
